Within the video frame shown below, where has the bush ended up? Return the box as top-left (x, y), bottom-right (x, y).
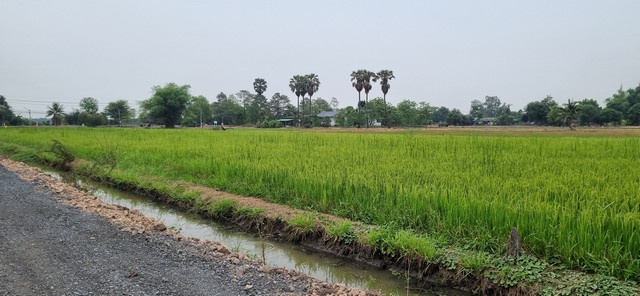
top-left (256, 120), bottom-right (282, 128)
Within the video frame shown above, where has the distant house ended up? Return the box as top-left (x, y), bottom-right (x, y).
top-left (276, 118), bottom-right (295, 127)
top-left (477, 117), bottom-right (496, 125)
top-left (316, 110), bottom-right (340, 127)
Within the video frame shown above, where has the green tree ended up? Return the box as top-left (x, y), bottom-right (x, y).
top-left (395, 100), bottom-right (418, 126)
top-left (212, 93), bottom-right (245, 125)
top-left (46, 102), bottom-right (66, 126)
top-left (599, 107), bottom-right (622, 125)
top-left (373, 70), bottom-right (395, 128)
top-left (525, 96), bottom-right (557, 125)
top-left (79, 97), bottom-right (99, 114)
top-left (289, 75), bottom-right (307, 127)
top-left (104, 100), bottom-right (133, 125)
top-left (605, 87), bottom-right (630, 120)
top-left (446, 108), bottom-right (465, 125)
top-left (0, 95), bottom-right (15, 126)
top-left (482, 96), bottom-right (502, 117)
top-left (269, 93), bottom-right (292, 119)
top-left (336, 106), bottom-right (357, 127)
top-left (546, 105), bottom-right (564, 126)
top-left (79, 112), bottom-right (107, 127)
top-left (367, 98), bottom-right (388, 126)
top-left (140, 83), bottom-right (191, 128)
top-left (310, 97), bottom-right (330, 126)
top-left (433, 106), bottom-right (450, 125)
top-left (416, 102), bottom-right (436, 125)
top-left (66, 109), bottom-right (81, 125)
top-left (469, 99), bottom-right (485, 121)
top-left (578, 99), bottom-right (601, 126)
top-left (627, 103), bottom-right (640, 125)
top-left (182, 95), bottom-right (211, 127)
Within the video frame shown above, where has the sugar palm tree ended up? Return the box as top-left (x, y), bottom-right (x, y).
top-left (289, 75), bottom-right (306, 127)
top-left (361, 70), bottom-right (376, 127)
top-left (253, 78), bottom-right (267, 97)
top-left (46, 102), bottom-right (66, 126)
top-left (304, 74), bottom-right (320, 126)
top-left (351, 70), bottom-right (366, 127)
top-left (373, 70), bottom-right (395, 127)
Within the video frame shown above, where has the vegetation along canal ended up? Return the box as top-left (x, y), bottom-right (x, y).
top-left (43, 168), bottom-right (465, 296)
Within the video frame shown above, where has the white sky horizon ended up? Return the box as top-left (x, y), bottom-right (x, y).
top-left (2, 0), bottom-right (639, 117)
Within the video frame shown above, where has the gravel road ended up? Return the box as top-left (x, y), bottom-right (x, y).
top-left (0, 161), bottom-right (369, 296)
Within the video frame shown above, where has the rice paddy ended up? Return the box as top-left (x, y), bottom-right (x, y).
top-left (1, 127), bottom-right (638, 280)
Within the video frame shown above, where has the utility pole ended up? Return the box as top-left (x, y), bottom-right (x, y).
top-left (28, 109), bottom-right (32, 126)
top-left (200, 108), bottom-right (203, 128)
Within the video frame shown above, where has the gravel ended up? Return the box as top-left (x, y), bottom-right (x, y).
top-left (0, 163), bottom-right (368, 296)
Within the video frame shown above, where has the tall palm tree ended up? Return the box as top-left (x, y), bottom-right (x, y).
top-left (305, 73), bottom-right (320, 126)
top-left (373, 70), bottom-right (395, 128)
top-left (253, 78), bottom-right (267, 97)
top-left (289, 75), bottom-right (306, 127)
top-left (46, 102), bottom-right (66, 126)
top-left (361, 70), bottom-right (376, 127)
top-left (350, 70), bottom-right (366, 127)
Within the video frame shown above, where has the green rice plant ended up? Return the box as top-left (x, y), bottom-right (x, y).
top-left (1, 127), bottom-right (638, 280)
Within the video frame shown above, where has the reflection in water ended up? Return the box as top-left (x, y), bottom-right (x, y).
top-left (45, 170), bottom-right (462, 296)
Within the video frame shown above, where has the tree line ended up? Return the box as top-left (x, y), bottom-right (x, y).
top-left (1, 75), bottom-right (639, 128)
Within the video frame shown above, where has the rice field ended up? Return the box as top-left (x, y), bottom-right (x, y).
top-left (1, 127), bottom-right (638, 280)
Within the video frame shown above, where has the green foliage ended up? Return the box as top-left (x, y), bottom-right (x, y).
top-left (104, 100), bottom-right (133, 125)
top-left (256, 120), bottom-right (282, 128)
top-left (459, 252), bottom-right (490, 272)
top-left (485, 256), bottom-right (548, 287)
top-left (288, 214), bottom-right (316, 232)
top-left (327, 221), bottom-right (357, 244)
top-left (79, 97), bottom-right (99, 114)
top-left (541, 273), bottom-right (639, 296)
top-left (140, 83), bottom-right (191, 128)
top-left (235, 206), bottom-right (264, 218)
top-left (49, 139), bottom-right (75, 164)
top-left (207, 199), bottom-right (237, 218)
top-left (182, 95), bottom-right (212, 127)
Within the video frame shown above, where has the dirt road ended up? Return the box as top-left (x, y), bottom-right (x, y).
top-left (0, 159), bottom-right (370, 296)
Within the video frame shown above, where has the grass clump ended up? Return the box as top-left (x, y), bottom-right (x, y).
top-left (288, 214), bottom-right (316, 232)
top-left (327, 221), bottom-right (357, 244)
top-left (235, 206), bottom-right (264, 218)
top-left (207, 199), bottom-right (237, 218)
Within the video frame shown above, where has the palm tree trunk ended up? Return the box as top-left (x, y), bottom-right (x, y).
top-left (296, 96), bottom-right (304, 128)
top-left (357, 91), bottom-right (362, 128)
top-left (384, 93), bottom-right (390, 128)
top-left (365, 93), bottom-right (369, 128)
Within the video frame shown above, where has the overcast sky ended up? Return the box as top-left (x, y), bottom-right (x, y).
top-left (1, 0), bottom-right (639, 117)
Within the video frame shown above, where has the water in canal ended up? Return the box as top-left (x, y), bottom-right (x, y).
top-left (44, 169), bottom-right (464, 296)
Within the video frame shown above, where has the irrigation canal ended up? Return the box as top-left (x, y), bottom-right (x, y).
top-left (44, 168), bottom-right (466, 296)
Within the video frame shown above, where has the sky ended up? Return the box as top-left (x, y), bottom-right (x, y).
top-left (1, 0), bottom-right (639, 118)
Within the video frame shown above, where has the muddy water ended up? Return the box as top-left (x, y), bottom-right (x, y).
top-left (44, 169), bottom-right (463, 296)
